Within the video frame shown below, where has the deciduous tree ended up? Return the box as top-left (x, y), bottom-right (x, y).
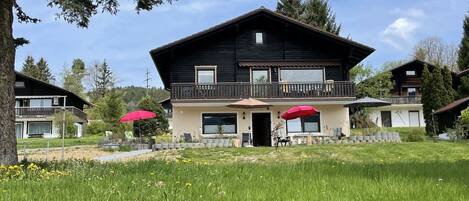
top-left (412, 37), bottom-right (458, 71)
top-left (0, 0), bottom-right (173, 165)
top-left (63, 58), bottom-right (86, 98)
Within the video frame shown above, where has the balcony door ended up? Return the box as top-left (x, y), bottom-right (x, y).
top-left (251, 69), bottom-right (270, 97)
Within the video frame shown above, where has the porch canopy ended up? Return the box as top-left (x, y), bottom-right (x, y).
top-left (226, 98), bottom-right (271, 109)
top-left (344, 97), bottom-right (391, 108)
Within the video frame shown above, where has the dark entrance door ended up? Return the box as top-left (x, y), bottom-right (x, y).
top-left (381, 111), bottom-right (392, 127)
top-left (252, 113), bottom-right (271, 146)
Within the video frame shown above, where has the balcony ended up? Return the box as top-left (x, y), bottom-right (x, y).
top-left (171, 81), bottom-right (355, 100)
top-left (380, 96), bottom-right (421, 104)
top-left (15, 106), bottom-right (87, 120)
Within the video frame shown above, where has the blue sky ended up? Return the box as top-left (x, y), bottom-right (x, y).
top-left (14, 0), bottom-right (468, 87)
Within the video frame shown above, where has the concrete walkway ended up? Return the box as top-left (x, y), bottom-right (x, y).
top-left (94, 149), bottom-right (152, 162)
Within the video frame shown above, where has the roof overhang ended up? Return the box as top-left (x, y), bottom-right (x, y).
top-left (238, 60), bottom-right (341, 68)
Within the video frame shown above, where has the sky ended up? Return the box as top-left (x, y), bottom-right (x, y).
top-left (14, 0), bottom-right (468, 88)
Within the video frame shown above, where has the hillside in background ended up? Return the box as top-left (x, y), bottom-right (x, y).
top-left (115, 86), bottom-right (169, 111)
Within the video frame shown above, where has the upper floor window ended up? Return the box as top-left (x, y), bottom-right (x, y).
top-left (255, 32), bottom-right (263, 44)
top-left (15, 81), bottom-right (25, 88)
top-left (279, 68), bottom-right (324, 83)
top-left (195, 66), bottom-right (216, 84)
top-left (407, 88), bottom-right (417, 96)
top-left (406, 70), bottom-right (416, 76)
top-left (30, 99), bottom-right (52, 107)
top-left (251, 69), bottom-right (269, 83)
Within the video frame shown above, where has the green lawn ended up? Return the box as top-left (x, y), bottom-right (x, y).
top-left (2, 141), bottom-right (469, 200)
top-left (352, 127), bottom-right (426, 141)
top-left (16, 135), bottom-right (103, 149)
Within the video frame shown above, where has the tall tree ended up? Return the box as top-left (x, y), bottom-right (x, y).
top-left (421, 65), bottom-right (436, 135)
top-left (432, 66), bottom-right (445, 109)
top-left (442, 66), bottom-right (456, 104)
top-left (21, 56), bottom-right (38, 78)
top-left (95, 90), bottom-right (126, 131)
top-left (412, 37), bottom-right (459, 71)
top-left (63, 58), bottom-right (86, 98)
top-left (88, 60), bottom-right (114, 101)
top-left (35, 58), bottom-right (54, 83)
top-left (0, 0), bottom-right (173, 165)
top-left (351, 63), bottom-right (393, 99)
top-left (458, 75), bottom-right (469, 98)
top-left (276, 0), bottom-right (303, 19)
top-left (458, 13), bottom-right (469, 71)
top-left (276, 0), bottom-right (341, 35)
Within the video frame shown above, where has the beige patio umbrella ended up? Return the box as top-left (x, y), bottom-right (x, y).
top-left (226, 98), bottom-right (271, 109)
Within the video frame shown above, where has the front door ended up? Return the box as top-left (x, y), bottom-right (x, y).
top-left (252, 113), bottom-right (271, 146)
top-left (381, 111), bottom-right (392, 127)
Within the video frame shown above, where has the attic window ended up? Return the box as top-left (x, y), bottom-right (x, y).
top-left (15, 81), bottom-right (25, 88)
top-left (255, 32), bottom-right (263, 44)
top-left (406, 70), bottom-right (416, 76)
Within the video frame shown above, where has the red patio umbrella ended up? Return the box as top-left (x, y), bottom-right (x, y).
top-left (120, 110), bottom-right (157, 141)
top-left (281, 105), bottom-right (318, 120)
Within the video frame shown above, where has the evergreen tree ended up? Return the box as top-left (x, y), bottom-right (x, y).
top-left (442, 66), bottom-right (456, 104)
top-left (276, 0), bottom-right (303, 19)
top-left (95, 90), bottom-right (126, 130)
top-left (457, 75), bottom-right (469, 98)
top-left (35, 58), bottom-right (54, 83)
top-left (89, 60), bottom-right (114, 101)
top-left (432, 66), bottom-right (445, 110)
top-left (63, 58), bottom-right (86, 98)
top-left (458, 13), bottom-right (469, 71)
top-left (276, 0), bottom-right (341, 35)
top-left (21, 56), bottom-right (38, 78)
top-left (134, 96), bottom-right (169, 138)
top-left (421, 65), bottom-right (436, 135)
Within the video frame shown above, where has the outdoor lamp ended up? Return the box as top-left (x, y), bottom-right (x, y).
top-left (242, 112), bottom-right (246, 119)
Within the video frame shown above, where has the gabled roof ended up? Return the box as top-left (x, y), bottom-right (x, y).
top-left (15, 71), bottom-right (92, 106)
top-left (457, 68), bottom-right (469, 77)
top-left (150, 7), bottom-right (374, 55)
top-left (434, 96), bottom-right (469, 115)
top-left (387, 59), bottom-right (435, 72)
top-left (150, 7), bottom-right (374, 89)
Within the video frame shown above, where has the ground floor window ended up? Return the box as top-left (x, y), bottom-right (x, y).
top-left (286, 113), bottom-right (321, 133)
top-left (27, 121), bottom-right (52, 135)
top-left (15, 123), bottom-right (23, 138)
top-left (409, 111), bottom-right (420, 127)
top-left (202, 113), bottom-right (237, 134)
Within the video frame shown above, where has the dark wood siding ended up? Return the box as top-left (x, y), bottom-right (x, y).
top-left (168, 15), bottom-right (349, 84)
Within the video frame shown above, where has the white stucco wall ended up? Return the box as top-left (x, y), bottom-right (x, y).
top-left (369, 104), bottom-right (425, 127)
top-left (171, 104), bottom-right (350, 143)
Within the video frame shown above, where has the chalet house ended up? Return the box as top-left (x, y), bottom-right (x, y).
top-left (369, 60), bottom-right (457, 128)
top-left (434, 97), bottom-right (469, 132)
top-left (15, 71), bottom-right (90, 138)
top-left (150, 8), bottom-right (374, 146)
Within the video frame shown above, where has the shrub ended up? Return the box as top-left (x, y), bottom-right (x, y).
top-left (118, 145), bottom-right (132, 152)
top-left (406, 129), bottom-right (425, 142)
top-left (86, 121), bottom-right (109, 136)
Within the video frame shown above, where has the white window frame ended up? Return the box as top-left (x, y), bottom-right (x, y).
top-left (286, 111), bottom-right (323, 136)
top-left (15, 81), bottom-right (25, 88)
top-left (255, 32), bottom-right (263, 44)
top-left (407, 87), bottom-right (417, 96)
top-left (195, 65), bottom-right (217, 84)
top-left (406, 70), bottom-right (416, 76)
top-left (250, 68), bottom-right (271, 83)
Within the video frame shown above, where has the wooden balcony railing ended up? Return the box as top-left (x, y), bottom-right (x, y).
top-left (380, 96), bottom-right (421, 104)
top-left (15, 106), bottom-right (87, 120)
top-left (171, 81), bottom-right (355, 100)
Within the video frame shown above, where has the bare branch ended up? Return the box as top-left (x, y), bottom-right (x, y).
top-left (13, 1), bottom-right (40, 23)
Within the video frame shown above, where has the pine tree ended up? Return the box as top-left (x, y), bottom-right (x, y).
top-left (442, 66), bottom-right (456, 104)
top-left (63, 58), bottom-right (86, 98)
top-left (458, 75), bottom-right (469, 98)
top-left (276, 0), bottom-right (303, 19)
top-left (89, 60), bottom-right (114, 101)
top-left (21, 56), bottom-right (38, 78)
top-left (458, 13), bottom-right (469, 71)
top-left (276, 0), bottom-right (341, 35)
top-left (35, 58), bottom-right (54, 83)
top-left (422, 65), bottom-right (436, 135)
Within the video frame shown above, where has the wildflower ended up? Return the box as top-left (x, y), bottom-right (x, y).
top-left (185, 182), bottom-right (192, 187)
top-left (438, 178), bottom-right (443, 182)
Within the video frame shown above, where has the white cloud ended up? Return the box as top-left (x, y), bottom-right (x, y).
top-left (380, 17), bottom-right (419, 50)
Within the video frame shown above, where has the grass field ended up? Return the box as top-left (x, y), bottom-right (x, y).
top-left (351, 127), bottom-right (427, 141)
top-left (2, 141), bottom-right (469, 201)
top-left (16, 135), bottom-right (103, 149)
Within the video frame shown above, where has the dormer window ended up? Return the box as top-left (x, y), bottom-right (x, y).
top-left (255, 32), bottom-right (263, 44)
top-left (195, 66), bottom-right (217, 84)
top-left (406, 70), bottom-right (416, 76)
top-left (15, 81), bottom-right (25, 88)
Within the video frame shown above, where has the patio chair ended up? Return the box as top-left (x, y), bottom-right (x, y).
top-left (242, 133), bottom-right (252, 147)
top-left (184, 133), bottom-right (193, 143)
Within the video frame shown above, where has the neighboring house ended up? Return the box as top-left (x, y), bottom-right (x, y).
top-left (434, 96), bottom-right (469, 132)
top-left (369, 60), bottom-right (456, 128)
top-left (15, 71), bottom-right (91, 138)
top-left (150, 8), bottom-right (374, 146)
